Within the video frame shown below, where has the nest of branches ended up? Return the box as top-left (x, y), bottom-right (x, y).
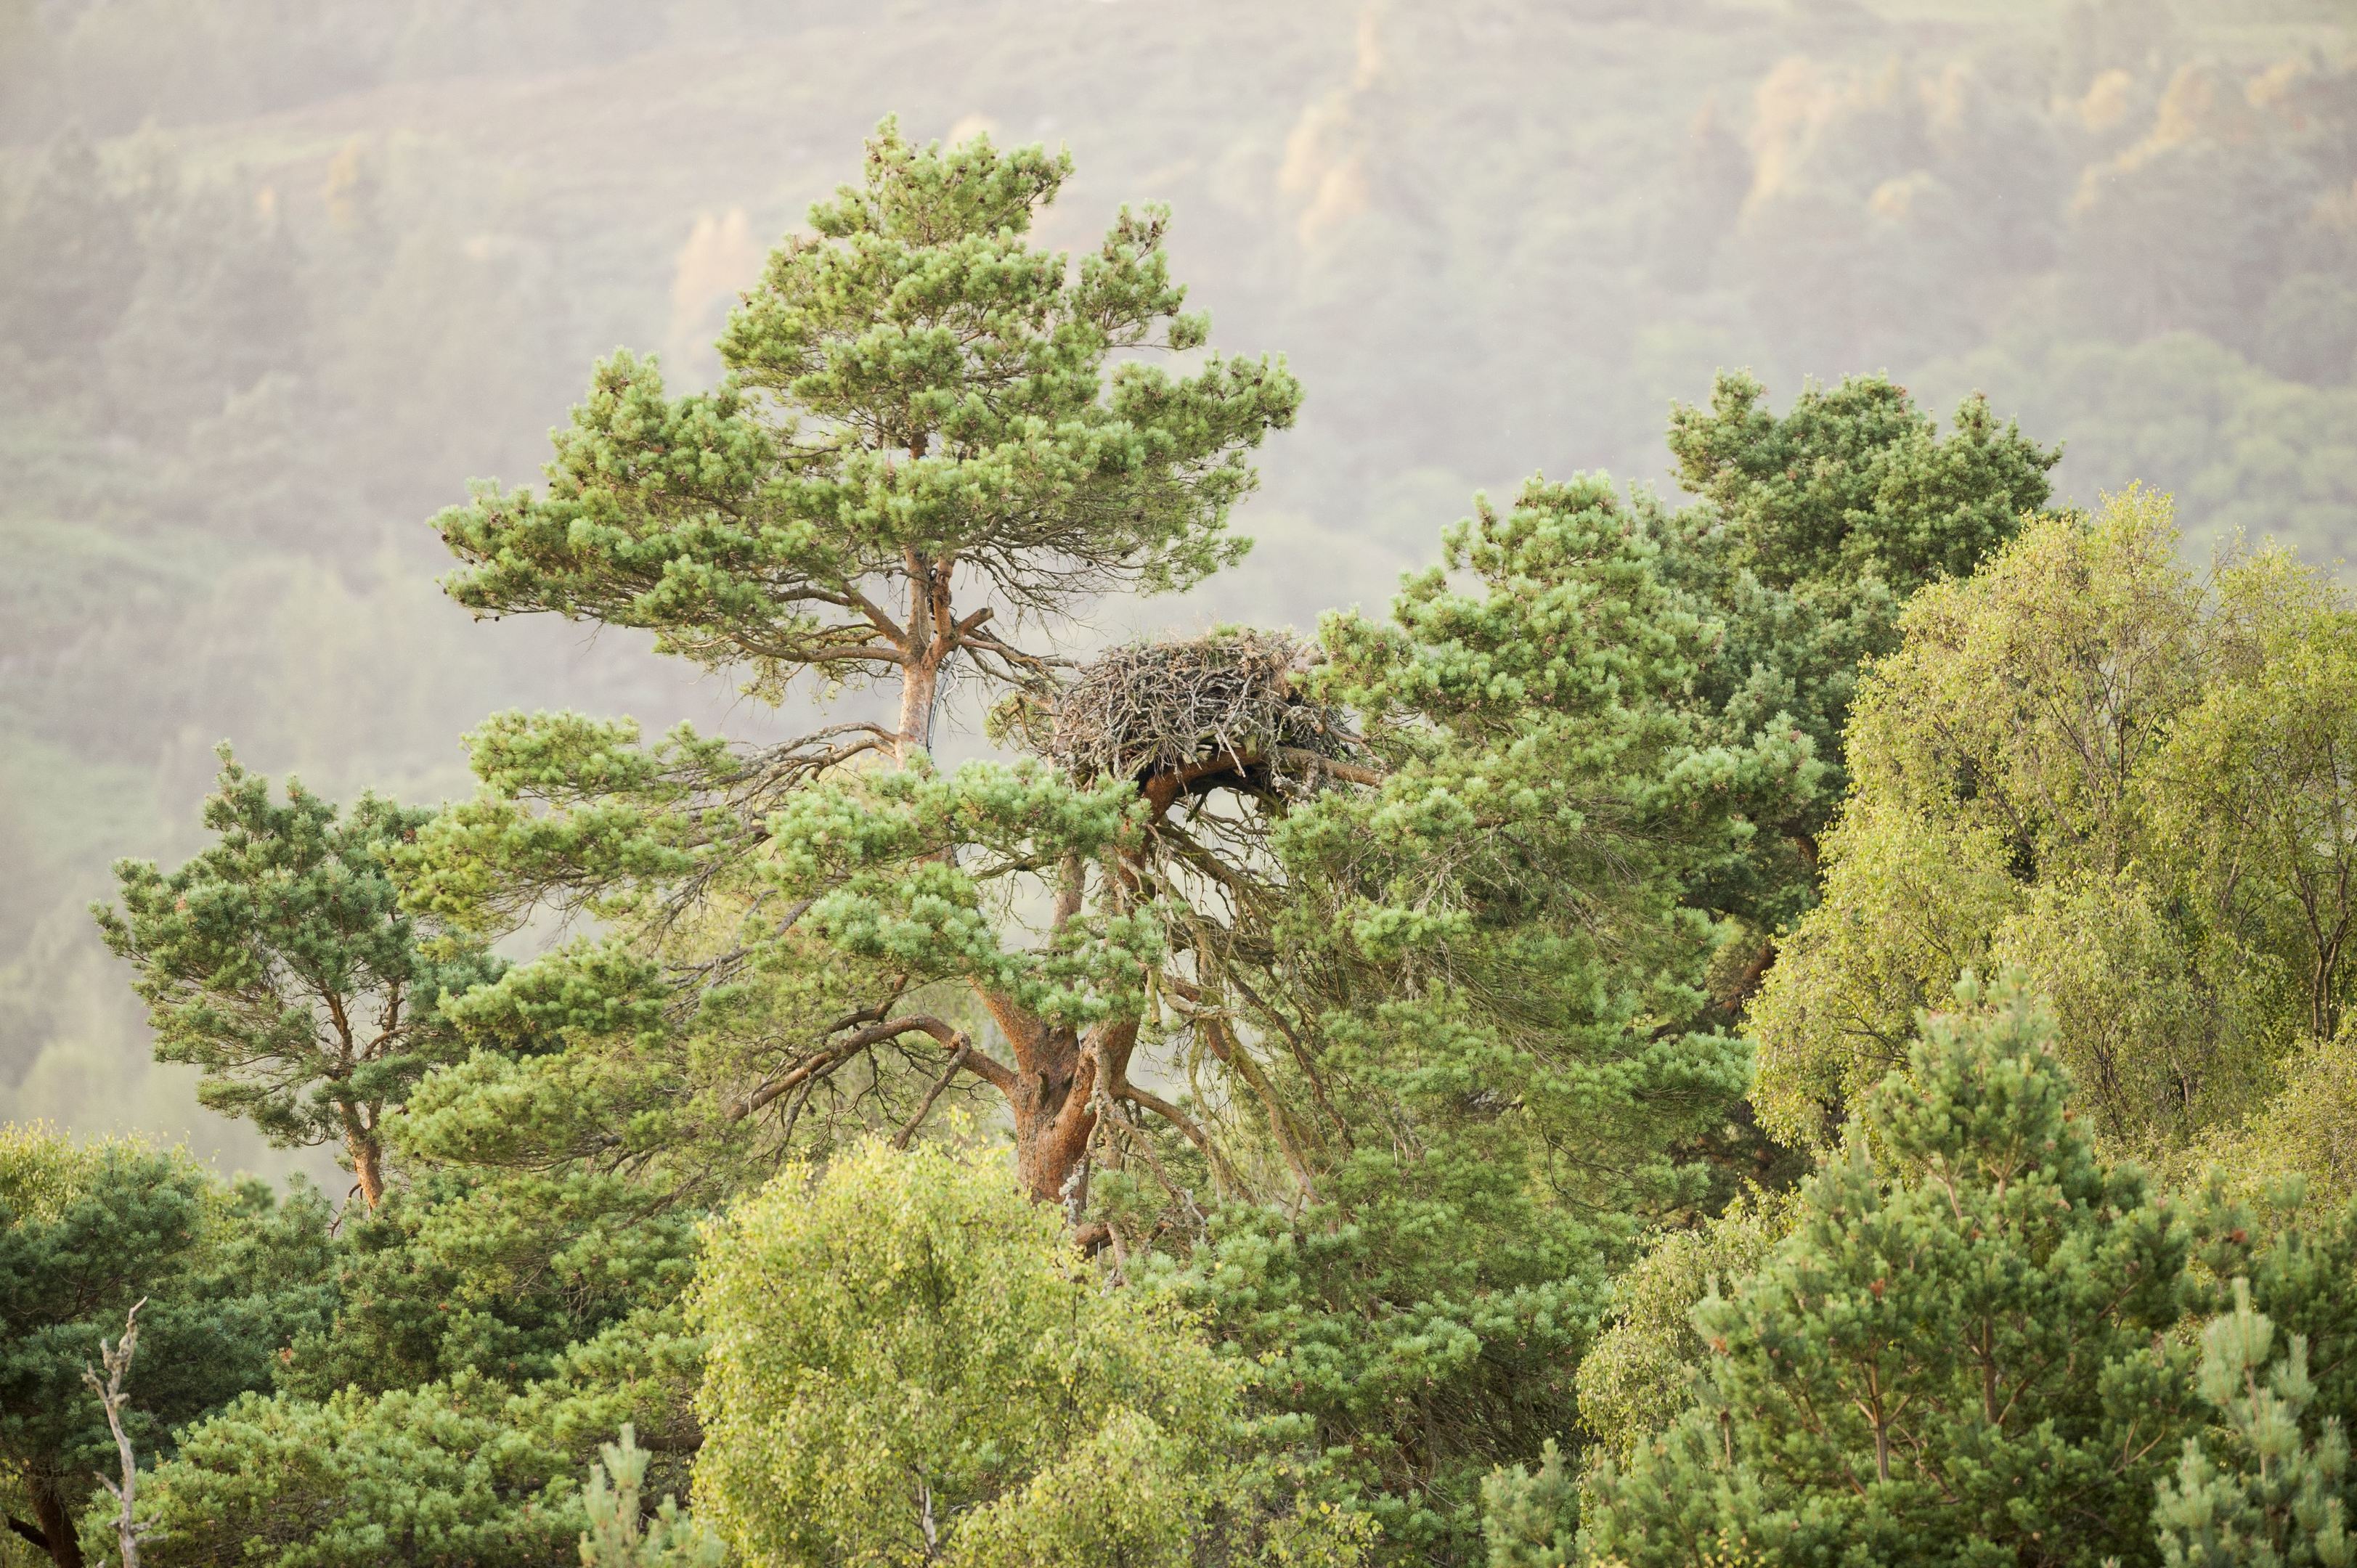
top-left (1042, 632), bottom-right (1372, 795)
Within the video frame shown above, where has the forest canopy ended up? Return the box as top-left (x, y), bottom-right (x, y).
top-left (7, 4), bottom-right (2357, 1566)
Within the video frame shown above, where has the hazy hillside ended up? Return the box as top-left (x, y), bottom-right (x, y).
top-left (2, 0), bottom-right (2351, 1180)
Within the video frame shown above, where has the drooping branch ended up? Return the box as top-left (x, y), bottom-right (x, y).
top-left (1115, 1079), bottom-right (1244, 1198)
top-left (1188, 1008), bottom-right (1319, 1204)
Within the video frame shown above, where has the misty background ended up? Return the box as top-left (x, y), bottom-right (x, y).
top-left (1, 0), bottom-right (2351, 1185)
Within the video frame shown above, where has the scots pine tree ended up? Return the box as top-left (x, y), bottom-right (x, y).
top-left (128, 1267), bottom-right (705, 1567)
top-left (1159, 476), bottom-right (1806, 1560)
top-left (404, 119), bottom-right (1300, 1203)
top-left (436, 116), bottom-right (1295, 762)
top-left (1652, 370), bottom-right (2059, 939)
top-left (2154, 1280), bottom-right (2355, 1567)
top-left (579, 1427), bottom-right (721, 1568)
top-left (1142, 381), bottom-right (2056, 1556)
top-left (2190, 1183), bottom-right (2357, 1437)
top-left (1576, 976), bottom-right (2197, 1568)
top-left (133, 1376), bottom-right (585, 1568)
top-left (269, 1168), bottom-right (697, 1403)
top-left (94, 748), bottom-right (500, 1208)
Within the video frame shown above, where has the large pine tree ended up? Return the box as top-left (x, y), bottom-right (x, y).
top-left (404, 120), bottom-right (1301, 1204)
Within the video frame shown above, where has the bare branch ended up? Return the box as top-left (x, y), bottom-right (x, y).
top-left (82, 1298), bottom-right (151, 1568)
top-left (729, 1014), bottom-right (1015, 1124)
top-left (892, 1042), bottom-right (974, 1149)
top-left (1115, 1079), bottom-right (1244, 1197)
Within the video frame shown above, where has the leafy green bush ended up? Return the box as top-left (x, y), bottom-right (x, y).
top-left (691, 1136), bottom-right (1364, 1568)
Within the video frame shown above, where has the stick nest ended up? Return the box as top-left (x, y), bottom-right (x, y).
top-left (1040, 632), bottom-right (1364, 788)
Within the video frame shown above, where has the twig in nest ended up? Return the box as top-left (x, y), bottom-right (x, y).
top-left (1042, 632), bottom-right (1376, 796)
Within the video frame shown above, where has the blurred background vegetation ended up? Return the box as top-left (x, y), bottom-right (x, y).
top-left (1, 0), bottom-right (2351, 1180)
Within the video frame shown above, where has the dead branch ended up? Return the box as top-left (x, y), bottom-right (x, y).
top-left (892, 1042), bottom-right (974, 1148)
top-left (730, 1016), bottom-right (1012, 1124)
top-left (82, 1299), bottom-right (150, 1568)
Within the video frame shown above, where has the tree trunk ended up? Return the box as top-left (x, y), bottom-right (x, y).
top-left (896, 653), bottom-right (940, 761)
top-left (349, 1130), bottom-right (384, 1209)
top-left (1007, 1016), bottom-right (1146, 1204)
top-left (1009, 1053), bottom-right (1095, 1203)
top-left (28, 1474), bottom-right (83, 1568)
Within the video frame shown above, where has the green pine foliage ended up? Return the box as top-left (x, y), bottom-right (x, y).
top-left (1577, 976), bottom-right (2196, 1568)
top-left (134, 1374), bottom-right (585, 1568)
top-left (1163, 1127), bottom-right (1610, 1565)
top-left (578, 1426), bottom-right (720, 1568)
top-left (431, 115), bottom-right (1299, 746)
top-left (1152, 379), bottom-right (2059, 1557)
top-left (1666, 372), bottom-right (2056, 595)
top-left (395, 118), bottom-right (1300, 1213)
top-left (94, 749), bottom-right (502, 1207)
top-left (1651, 370), bottom-right (2059, 931)
top-left (272, 1172), bottom-right (696, 1402)
top-left (0, 1127), bottom-right (333, 1568)
top-left (2188, 1185), bottom-right (2357, 1437)
top-left (1287, 472), bottom-right (1780, 1219)
top-left (1160, 473), bottom-right (1786, 1559)
top-left (2154, 1279), bottom-right (2354, 1568)
top-left (115, 1156), bottom-right (706, 1561)
top-left (1478, 1441), bottom-right (1579, 1568)
top-left (127, 1302), bottom-right (705, 1566)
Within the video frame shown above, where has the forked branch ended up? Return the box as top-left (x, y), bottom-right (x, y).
top-left (83, 1299), bottom-right (151, 1568)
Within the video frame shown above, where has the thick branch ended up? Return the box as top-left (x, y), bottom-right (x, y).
top-left (1050, 854), bottom-right (1086, 936)
top-left (729, 1015), bottom-right (1015, 1123)
top-left (844, 585), bottom-right (911, 647)
top-left (1117, 1080), bottom-right (1245, 1196)
top-left (1141, 746), bottom-right (1387, 820)
top-left (1273, 748), bottom-right (1388, 788)
top-left (974, 985), bottom-right (1060, 1077)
